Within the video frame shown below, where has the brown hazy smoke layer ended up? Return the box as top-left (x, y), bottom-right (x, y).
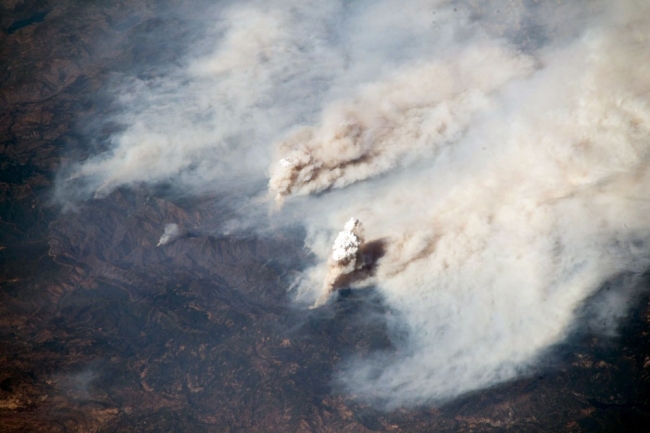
top-left (60, 0), bottom-right (650, 408)
top-left (269, 43), bottom-right (534, 204)
top-left (289, 0), bottom-right (650, 406)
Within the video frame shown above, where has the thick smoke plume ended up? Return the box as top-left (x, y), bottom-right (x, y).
top-left (269, 43), bottom-right (534, 203)
top-left (60, 0), bottom-right (650, 408)
top-left (313, 217), bottom-right (365, 308)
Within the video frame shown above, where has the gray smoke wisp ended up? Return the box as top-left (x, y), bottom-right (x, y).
top-left (157, 223), bottom-right (182, 247)
top-left (59, 0), bottom-right (650, 408)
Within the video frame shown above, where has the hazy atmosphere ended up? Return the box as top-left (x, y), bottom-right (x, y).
top-left (53, 0), bottom-right (650, 409)
top-left (6, 0), bottom-right (650, 429)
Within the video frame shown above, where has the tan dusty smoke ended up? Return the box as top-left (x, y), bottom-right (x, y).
top-left (285, 0), bottom-right (650, 406)
top-left (60, 0), bottom-right (650, 408)
top-left (268, 42), bottom-right (534, 204)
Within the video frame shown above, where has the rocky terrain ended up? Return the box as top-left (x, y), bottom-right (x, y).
top-left (1, 0), bottom-right (650, 431)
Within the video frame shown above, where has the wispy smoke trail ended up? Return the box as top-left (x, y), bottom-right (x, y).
top-left (157, 223), bottom-right (182, 247)
top-left (59, 0), bottom-right (347, 200)
top-left (59, 0), bottom-right (650, 408)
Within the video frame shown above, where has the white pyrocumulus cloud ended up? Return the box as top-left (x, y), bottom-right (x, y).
top-left (312, 217), bottom-right (365, 309)
top-left (60, 0), bottom-right (650, 408)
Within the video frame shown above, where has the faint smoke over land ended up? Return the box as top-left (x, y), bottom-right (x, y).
top-left (59, 0), bottom-right (650, 408)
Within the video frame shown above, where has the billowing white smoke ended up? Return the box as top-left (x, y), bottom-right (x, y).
top-left (313, 217), bottom-right (365, 308)
top-left (293, 1), bottom-right (650, 406)
top-left (61, 0), bottom-right (650, 408)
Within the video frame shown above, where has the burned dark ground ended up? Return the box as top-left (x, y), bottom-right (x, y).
top-left (1, 1), bottom-right (650, 431)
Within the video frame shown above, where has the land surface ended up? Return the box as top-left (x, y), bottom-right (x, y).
top-left (1, 1), bottom-right (650, 431)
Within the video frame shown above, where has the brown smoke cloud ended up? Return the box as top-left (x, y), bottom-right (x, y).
top-left (58, 0), bottom-right (650, 408)
top-left (285, 0), bottom-right (650, 405)
top-left (268, 43), bottom-right (535, 204)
